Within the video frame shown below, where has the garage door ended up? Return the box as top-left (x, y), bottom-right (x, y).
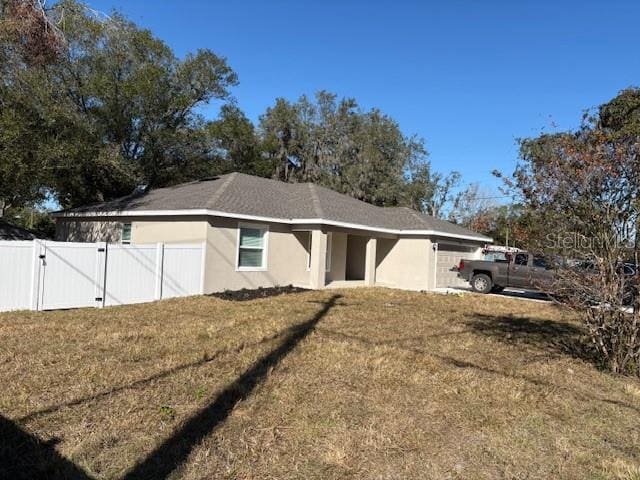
top-left (436, 244), bottom-right (478, 288)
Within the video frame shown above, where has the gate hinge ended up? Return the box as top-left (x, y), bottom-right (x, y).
top-left (39, 254), bottom-right (46, 259)
top-left (95, 297), bottom-right (103, 302)
top-left (97, 248), bottom-right (106, 252)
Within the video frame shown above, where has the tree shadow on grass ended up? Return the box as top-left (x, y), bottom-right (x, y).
top-left (463, 313), bottom-right (600, 367)
top-left (317, 327), bottom-right (640, 415)
top-left (121, 294), bottom-right (342, 480)
top-left (17, 328), bottom-right (294, 424)
top-left (0, 414), bottom-right (93, 480)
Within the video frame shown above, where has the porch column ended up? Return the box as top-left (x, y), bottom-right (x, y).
top-left (309, 229), bottom-right (327, 289)
top-left (364, 237), bottom-right (377, 286)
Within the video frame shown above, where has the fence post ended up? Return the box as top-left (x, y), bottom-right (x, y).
top-left (155, 243), bottom-right (164, 300)
top-left (95, 242), bottom-right (107, 308)
top-left (29, 240), bottom-right (43, 311)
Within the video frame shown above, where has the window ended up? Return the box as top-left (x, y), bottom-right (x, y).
top-left (532, 256), bottom-right (547, 269)
top-left (121, 223), bottom-right (132, 244)
top-left (237, 224), bottom-right (268, 270)
top-left (514, 253), bottom-right (529, 266)
top-left (306, 233), bottom-right (312, 271)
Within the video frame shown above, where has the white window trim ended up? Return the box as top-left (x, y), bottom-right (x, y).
top-left (121, 222), bottom-right (132, 245)
top-left (325, 232), bottom-right (332, 272)
top-left (235, 222), bottom-right (269, 272)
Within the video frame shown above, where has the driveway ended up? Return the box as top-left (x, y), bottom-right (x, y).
top-left (435, 286), bottom-right (551, 303)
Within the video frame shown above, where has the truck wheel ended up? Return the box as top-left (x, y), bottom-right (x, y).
top-left (471, 274), bottom-right (492, 294)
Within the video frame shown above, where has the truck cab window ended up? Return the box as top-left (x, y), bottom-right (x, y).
top-left (533, 256), bottom-right (547, 269)
top-left (514, 253), bottom-right (529, 266)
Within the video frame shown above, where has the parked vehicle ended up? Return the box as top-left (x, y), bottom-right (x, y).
top-left (572, 260), bottom-right (638, 305)
top-left (458, 252), bottom-right (639, 304)
top-left (456, 252), bottom-right (554, 294)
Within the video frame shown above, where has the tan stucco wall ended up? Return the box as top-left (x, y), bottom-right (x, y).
top-left (56, 219), bottom-right (122, 242)
top-left (56, 215), bottom-right (484, 293)
top-left (375, 236), bottom-right (433, 291)
top-left (203, 217), bottom-right (311, 293)
top-left (326, 231), bottom-right (347, 283)
top-left (56, 216), bottom-right (209, 244)
top-left (131, 220), bottom-right (207, 244)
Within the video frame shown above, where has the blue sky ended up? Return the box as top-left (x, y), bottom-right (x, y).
top-left (87, 0), bottom-right (640, 195)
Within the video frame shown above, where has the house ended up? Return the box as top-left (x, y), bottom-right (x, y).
top-left (0, 219), bottom-right (38, 241)
top-left (53, 172), bottom-right (492, 291)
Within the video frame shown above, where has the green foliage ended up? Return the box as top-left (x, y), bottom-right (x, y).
top-left (52, 3), bottom-right (237, 202)
top-left (405, 162), bottom-right (460, 216)
top-left (259, 91), bottom-right (432, 207)
top-left (1, 1), bottom-right (459, 219)
top-left (207, 104), bottom-right (265, 176)
top-left (504, 92), bottom-right (640, 376)
top-left (4, 205), bottom-right (55, 237)
top-left (598, 87), bottom-right (640, 137)
top-left (0, 82), bottom-right (48, 214)
top-left (496, 85), bottom-right (640, 252)
top-left (159, 405), bottom-right (176, 421)
top-left (458, 203), bottom-right (529, 246)
top-left (194, 386), bottom-right (207, 400)
top-left (1, 0), bottom-right (237, 209)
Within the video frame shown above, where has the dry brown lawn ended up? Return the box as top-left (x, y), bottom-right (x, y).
top-left (1, 288), bottom-right (640, 480)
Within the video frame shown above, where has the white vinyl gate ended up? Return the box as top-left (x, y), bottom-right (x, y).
top-left (0, 240), bottom-right (205, 312)
top-left (39, 242), bottom-right (105, 310)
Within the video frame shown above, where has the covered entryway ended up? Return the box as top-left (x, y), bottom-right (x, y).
top-left (318, 230), bottom-right (378, 288)
top-left (345, 234), bottom-right (368, 280)
top-left (436, 243), bottom-right (480, 288)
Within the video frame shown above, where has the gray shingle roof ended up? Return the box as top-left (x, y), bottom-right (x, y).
top-left (0, 220), bottom-right (37, 240)
top-left (58, 172), bottom-right (491, 241)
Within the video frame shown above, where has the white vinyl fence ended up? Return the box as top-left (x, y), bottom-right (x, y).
top-left (0, 240), bottom-right (205, 312)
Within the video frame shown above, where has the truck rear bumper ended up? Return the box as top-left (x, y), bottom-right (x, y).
top-left (457, 272), bottom-right (472, 282)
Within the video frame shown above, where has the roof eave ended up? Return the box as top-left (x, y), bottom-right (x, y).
top-left (54, 208), bottom-right (493, 243)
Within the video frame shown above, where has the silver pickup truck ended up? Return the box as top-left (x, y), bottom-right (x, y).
top-left (456, 252), bottom-right (554, 294)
